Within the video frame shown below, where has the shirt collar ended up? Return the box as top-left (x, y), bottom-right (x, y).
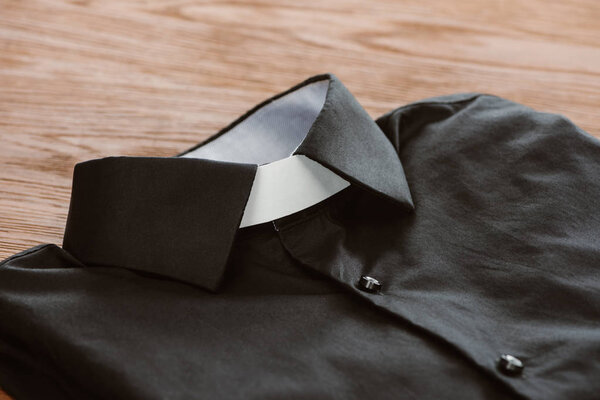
top-left (62, 73), bottom-right (414, 291)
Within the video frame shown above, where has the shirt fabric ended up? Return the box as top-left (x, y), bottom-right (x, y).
top-left (1, 73), bottom-right (599, 400)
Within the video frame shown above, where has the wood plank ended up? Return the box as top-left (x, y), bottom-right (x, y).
top-left (1, 0), bottom-right (599, 398)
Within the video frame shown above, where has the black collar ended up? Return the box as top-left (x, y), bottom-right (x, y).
top-left (62, 74), bottom-right (413, 291)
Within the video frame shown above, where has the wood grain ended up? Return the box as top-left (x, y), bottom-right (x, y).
top-left (1, 0), bottom-right (599, 398)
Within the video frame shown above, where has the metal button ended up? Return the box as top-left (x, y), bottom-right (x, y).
top-left (357, 276), bottom-right (382, 293)
top-left (497, 354), bottom-right (524, 376)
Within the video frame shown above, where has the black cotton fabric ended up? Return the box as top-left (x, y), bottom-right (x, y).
top-left (1, 73), bottom-right (599, 400)
top-left (63, 157), bottom-right (257, 291)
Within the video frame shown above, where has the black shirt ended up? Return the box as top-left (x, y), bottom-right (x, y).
top-left (1, 73), bottom-right (599, 400)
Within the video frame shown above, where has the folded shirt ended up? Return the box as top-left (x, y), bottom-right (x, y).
top-left (1, 73), bottom-right (599, 399)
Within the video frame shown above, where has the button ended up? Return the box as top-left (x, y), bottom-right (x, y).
top-left (497, 354), bottom-right (524, 376)
top-left (357, 276), bottom-right (382, 293)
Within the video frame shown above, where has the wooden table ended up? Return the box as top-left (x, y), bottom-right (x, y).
top-left (1, 0), bottom-right (599, 398)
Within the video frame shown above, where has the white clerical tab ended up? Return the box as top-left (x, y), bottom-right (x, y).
top-left (239, 155), bottom-right (350, 228)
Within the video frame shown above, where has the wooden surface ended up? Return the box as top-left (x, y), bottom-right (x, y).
top-left (1, 0), bottom-right (599, 398)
